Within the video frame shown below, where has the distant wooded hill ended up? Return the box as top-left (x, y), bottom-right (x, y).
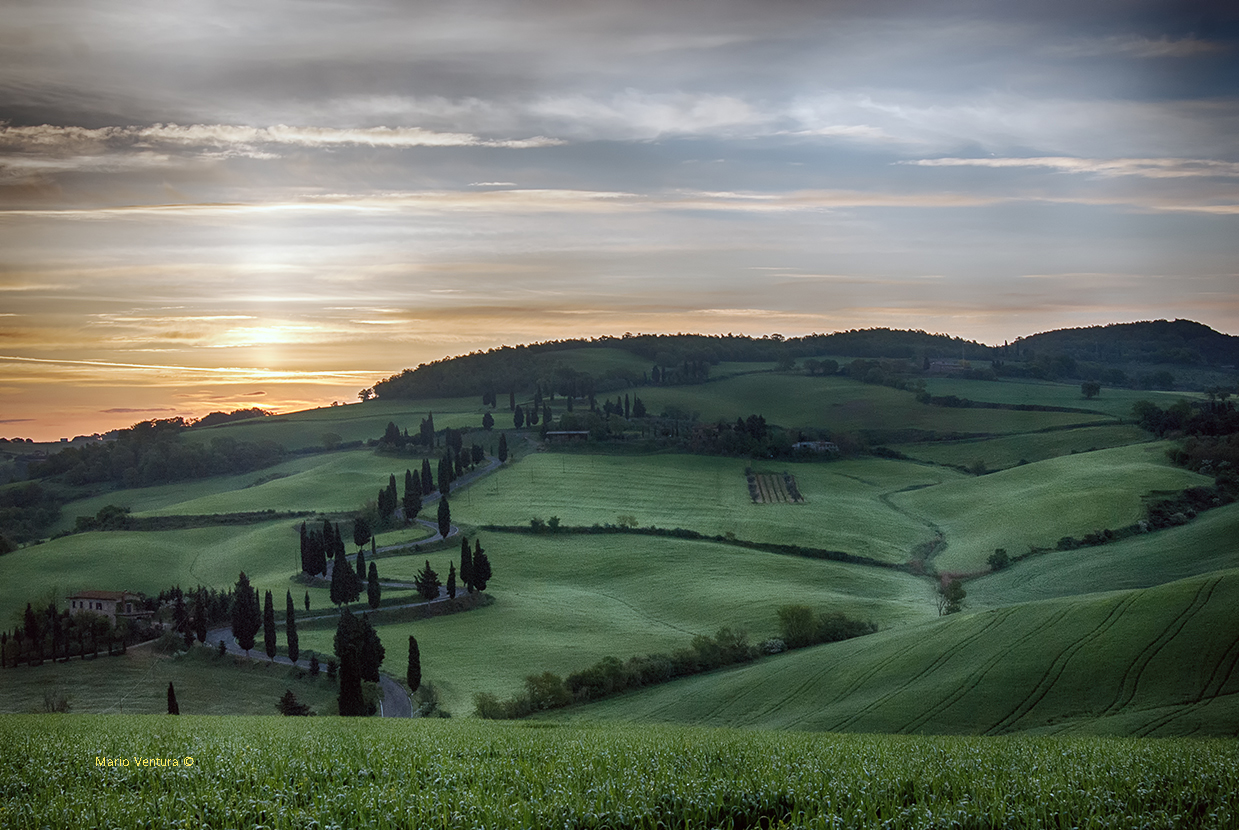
top-left (371, 321), bottom-right (1237, 400)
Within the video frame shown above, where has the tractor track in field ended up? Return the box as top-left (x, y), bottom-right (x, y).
top-left (1100, 575), bottom-right (1220, 719)
top-left (986, 594), bottom-right (1138, 735)
top-left (827, 607), bottom-right (1014, 732)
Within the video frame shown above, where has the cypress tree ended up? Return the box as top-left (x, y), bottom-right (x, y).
top-left (353, 516), bottom-right (371, 551)
top-left (403, 486), bottom-right (421, 522)
top-left (299, 521), bottom-right (309, 574)
top-left (405, 468), bottom-right (416, 498)
top-left (167, 682), bottom-right (179, 715)
top-left (407, 636), bottom-right (421, 692)
top-left (330, 546), bottom-right (350, 606)
top-left (263, 590), bottom-right (277, 661)
top-left (473, 540), bottom-right (492, 591)
top-left (359, 615), bottom-right (384, 682)
top-left (367, 562), bottom-right (381, 609)
top-left (193, 587), bottom-right (208, 644)
top-left (356, 546), bottom-right (366, 582)
top-left (460, 538), bottom-right (473, 592)
top-left (231, 572), bottom-right (260, 656)
top-left (447, 561), bottom-right (457, 599)
top-left (498, 433), bottom-right (508, 463)
top-left (304, 590), bottom-right (310, 612)
top-left (414, 560), bottom-right (441, 601)
top-left (421, 458), bottom-right (434, 493)
top-left (513, 405), bottom-right (525, 429)
top-left (437, 494), bottom-right (451, 539)
top-left (285, 590), bottom-right (299, 665)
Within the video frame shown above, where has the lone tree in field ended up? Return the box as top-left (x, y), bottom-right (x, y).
top-left (482, 411), bottom-right (494, 431)
top-left (414, 560), bottom-right (441, 601)
top-left (263, 590), bottom-right (277, 661)
top-left (367, 562), bottom-right (381, 609)
top-left (437, 494), bottom-right (451, 539)
top-left (285, 590), bottom-right (299, 665)
top-left (513, 405), bottom-right (525, 429)
top-left (231, 572), bottom-right (261, 656)
top-left (407, 635), bottom-right (421, 692)
top-left (167, 682), bottom-right (179, 715)
top-left (498, 432), bottom-right (508, 463)
top-left (1081, 381), bottom-right (1102, 399)
top-left (938, 579), bottom-right (967, 616)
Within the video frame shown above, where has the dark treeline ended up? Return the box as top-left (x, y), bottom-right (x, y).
top-left (0, 483), bottom-right (62, 545)
top-left (27, 418), bottom-right (285, 486)
top-left (371, 330), bottom-right (997, 400)
top-left (1013, 319), bottom-right (1239, 367)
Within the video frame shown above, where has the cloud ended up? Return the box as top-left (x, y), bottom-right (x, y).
top-left (1048, 35), bottom-right (1228, 60)
top-left (901, 156), bottom-right (1239, 179)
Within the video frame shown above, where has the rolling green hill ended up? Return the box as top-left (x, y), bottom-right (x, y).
top-left (554, 569), bottom-right (1239, 737)
top-left (891, 423), bottom-right (1149, 470)
top-left (890, 442), bottom-right (1211, 574)
top-left (295, 532), bottom-right (937, 714)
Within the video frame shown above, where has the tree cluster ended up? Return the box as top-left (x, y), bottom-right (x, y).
top-left (334, 609), bottom-right (385, 716)
top-left (300, 519), bottom-right (343, 576)
top-left (0, 483), bottom-right (63, 544)
top-left (230, 572), bottom-right (262, 656)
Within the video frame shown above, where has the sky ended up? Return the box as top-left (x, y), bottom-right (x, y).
top-left (1, 0), bottom-right (1237, 441)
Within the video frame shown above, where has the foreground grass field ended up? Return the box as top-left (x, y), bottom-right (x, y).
top-left (0, 645), bottom-right (339, 716)
top-left (458, 453), bottom-right (957, 564)
top-left (3, 716), bottom-right (1236, 829)
top-left (297, 532), bottom-right (937, 714)
top-left (557, 569), bottom-right (1239, 738)
top-left (890, 442), bottom-right (1210, 574)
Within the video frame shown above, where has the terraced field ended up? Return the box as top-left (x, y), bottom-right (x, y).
top-left (889, 442), bottom-right (1211, 574)
top-left (295, 532), bottom-right (937, 714)
top-left (555, 569), bottom-right (1239, 737)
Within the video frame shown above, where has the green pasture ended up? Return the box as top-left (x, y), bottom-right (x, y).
top-left (0, 645), bottom-right (339, 716)
top-left (889, 442), bottom-right (1211, 574)
top-left (185, 396), bottom-right (490, 450)
top-left (637, 373), bottom-right (1112, 434)
top-left (968, 502), bottom-right (1239, 607)
top-left (457, 453), bottom-right (957, 564)
top-left (920, 376), bottom-right (1201, 419)
top-left (6, 718), bottom-right (1237, 830)
top-left (296, 532), bottom-right (937, 714)
top-left (0, 521), bottom-right (305, 625)
top-left (891, 423), bottom-right (1150, 470)
top-left (557, 569), bottom-right (1239, 737)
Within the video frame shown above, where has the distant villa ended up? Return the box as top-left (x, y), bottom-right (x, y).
top-left (67, 590), bottom-right (150, 626)
top-left (792, 441), bottom-right (839, 454)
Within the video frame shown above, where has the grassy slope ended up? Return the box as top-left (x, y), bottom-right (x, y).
top-left (0, 644), bottom-right (340, 715)
top-left (456, 453), bottom-right (957, 564)
top-left (555, 569), bottom-right (1239, 737)
top-left (920, 377), bottom-right (1201, 419)
top-left (637, 373), bottom-right (1112, 433)
top-left (967, 502), bottom-right (1239, 607)
top-left (891, 424), bottom-right (1150, 470)
top-left (296, 532), bottom-right (936, 715)
top-left (890, 442), bottom-right (1211, 574)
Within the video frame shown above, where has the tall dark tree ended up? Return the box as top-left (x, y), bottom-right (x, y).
top-left (172, 591), bottom-right (190, 643)
top-left (405, 468), bottom-right (418, 498)
top-left (632, 397), bottom-right (647, 418)
top-left (403, 486), bottom-right (422, 522)
top-left (167, 681), bottom-right (179, 715)
top-left (193, 587), bottom-right (208, 644)
top-left (513, 405), bottom-right (525, 429)
top-left (437, 495), bottom-right (451, 539)
top-left (334, 611), bottom-right (366, 717)
top-left (299, 521), bottom-right (310, 574)
top-left (263, 590), bottom-right (277, 661)
top-left (473, 540), bottom-right (492, 591)
top-left (414, 560), bottom-right (441, 601)
top-left (509, 389), bottom-right (515, 411)
top-left (387, 474), bottom-right (398, 511)
top-left (353, 516), bottom-right (371, 551)
top-left (447, 561), bottom-right (457, 599)
top-left (498, 433), bottom-right (508, 463)
top-left (460, 537), bottom-right (473, 592)
top-left (356, 546), bottom-right (367, 583)
top-left (407, 636), bottom-right (421, 692)
top-left (359, 615), bottom-right (385, 682)
top-left (624, 394), bottom-right (631, 418)
top-left (367, 562), bottom-right (381, 609)
top-left (437, 455), bottom-right (452, 494)
top-left (330, 546), bottom-right (352, 606)
top-left (231, 572), bottom-right (261, 656)
top-left (304, 590), bottom-right (310, 612)
top-left (482, 411), bottom-right (494, 431)
top-left (285, 590), bottom-right (300, 665)
top-left (421, 458), bottom-right (434, 493)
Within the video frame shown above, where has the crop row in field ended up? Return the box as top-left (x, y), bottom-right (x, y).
top-left (295, 532), bottom-right (937, 714)
top-left (889, 441), bottom-right (1211, 573)
top-left (3, 716), bottom-right (1237, 829)
top-left (559, 569), bottom-right (1239, 738)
